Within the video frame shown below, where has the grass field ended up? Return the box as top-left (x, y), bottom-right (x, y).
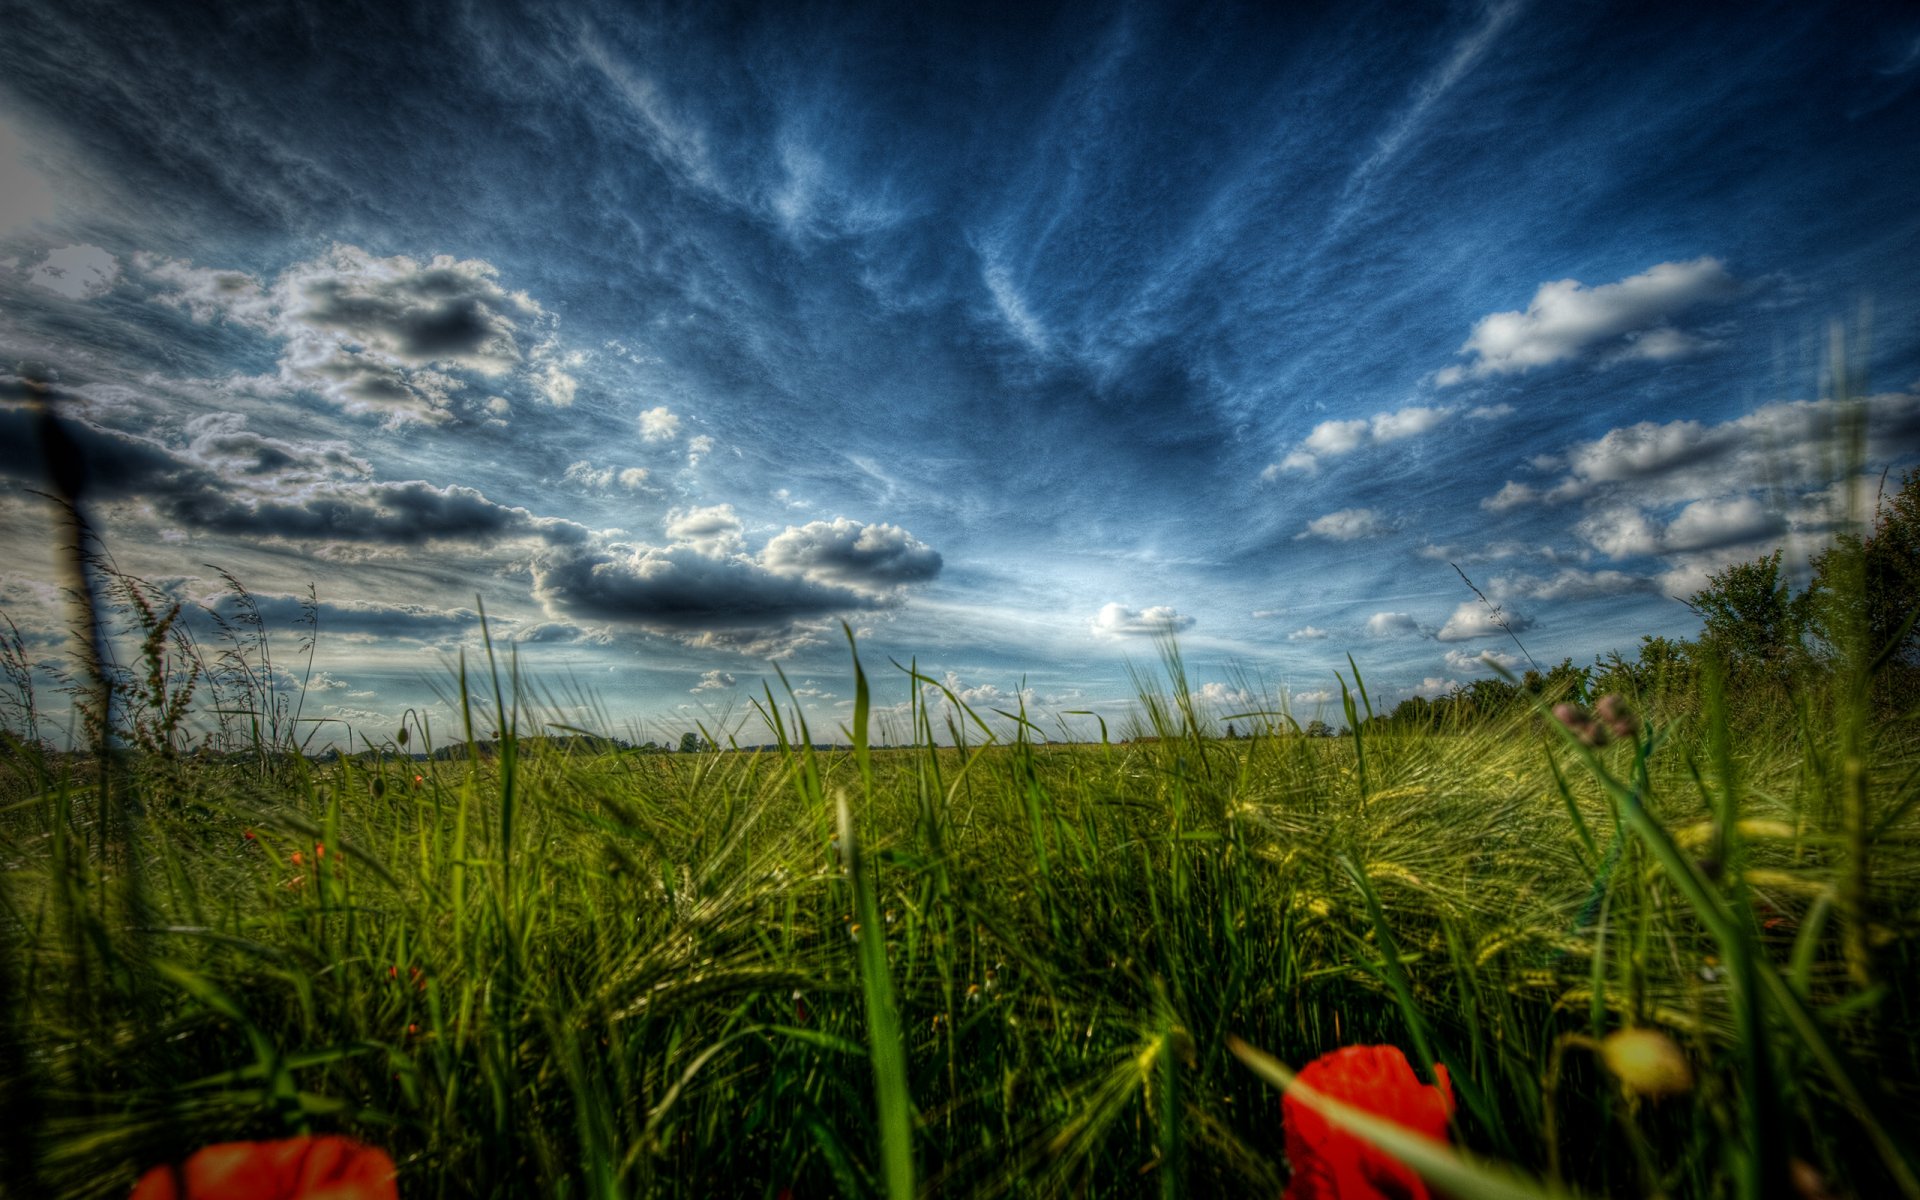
top-left (1, 623), bottom-right (1917, 1198)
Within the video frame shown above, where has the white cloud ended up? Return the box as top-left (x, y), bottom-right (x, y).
top-left (1366, 612), bottom-right (1420, 637)
top-left (31, 244), bottom-right (119, 300)
top-left (691, 670), bottom-right (737, 693)
top-left (1412, 677), bottom-right (1461, 699)
top-left (562, 460), bottom-right (616, 490)
top-left (1304, 418), bottom-right (1369, 457)
top-left (1662, 494), bottom-right (1785, 552)
top-left (1091, 603), bottom-right (1195, 637)
top-left (617, 467), bottom-right (650, 490)
top-left (1191, 681), bottom-right (1253, 707)
top-left (687, 434), bottom-right (715, 465)
top-left (1467, 403), bottom-right (1514, 419)
top-left (1575, 506), bottom-right (1664, 558)
top-left (1495, 568), bottom-right (1654, 601)
top-left (1298, 507), bottom-right (1389, 541)
top-left (1435, 601), bottom-right (1534, 642)
top-left (762, 517), bottom-right (943, 588)
top-left (1292, 689), bottom-right (1335, 704)
top-left (1273, 407), bottom-right (1453, 474)
top-left (1440, 257), bottom-right (1735, 382)
top-left (1443, 647), bottom-right (1520, 674)
top-left (639, 406), bottom-right (681, 441)
top-left (664, 503), bottom-right (745, 554)
top-left (1288, 625), bottom-right (1330, 640)
top-left (136, 244), bottom-right (582, 426)
top-left (983, 258), bottom-right (1049, 352)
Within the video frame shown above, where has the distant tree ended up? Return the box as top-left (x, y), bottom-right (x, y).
top-left (1303, 719), bottom-right (1334, 738)
top-left (1804, 468), bottom-right (1920, 675)
top-left (1225, 723), bottom-right (1237, 740)
top-left (1524, 658), bottom-right (1591, 704)
top-left (677, 731), bottom-right (701, 754)
top-left (1686, 550), bottom-right (1803, 678)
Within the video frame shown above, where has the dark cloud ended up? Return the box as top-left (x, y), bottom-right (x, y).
top-left (0, 402), bottom-right (586, 548)
top-left (760, 518), bottom-right (942, 587)
top-left (530, 516), bottom-right (943, 646)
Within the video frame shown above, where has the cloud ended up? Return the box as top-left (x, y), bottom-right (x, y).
top-left (761, 517), bottom-right (943, 588)
top-left (1412, 677), bottom-right (1460, 699)
top-left (529, 513), bottom-right (941, 651)
top-left (1292, 689), bottom-right (1334, 705)
top-left (0, 120), bottom-right (55, 231)
top-left (137, 245), bottom-right (579, 426)
top-left (1288, 625), bottom-right (1330, 640)
top-left (686, 434), bottom-right (715, 465)
top-left (691, 669), bottom-right (737, 693)
top-left (1443, 647), bottom-right (1520, 674)
top-left (188, 588), bottom-right (485, 644)
top-left (665, 503), bottom-right (745, 554)
top-left (1091, 603), bottom-right (1195, 637)
top-left (1439, 257), bottom-right (1736, 383)
top-left (31, 244), bottom-right (120, 300)
top-left (1488, 391), bottom-right (1920, 512)
top-left (565, 461), bottom-right (652, 492)
top-left (1494, 568), bottom-right (1655, 601)
top-left (1366, 612), bottom-right (1420, 636)
top-left (0, 405), bottom-right (586, 550)
top-left (1435, 600), bottom-right (1534, 642)
top-left (1271, 407), bottom-right (1452, 475)
top-left (1191, 681), bottom-right (1253, 707)
top-left (639, 406), bottom-right (681, 441)
top-left (1298, 507), bottom-right (1389, 541)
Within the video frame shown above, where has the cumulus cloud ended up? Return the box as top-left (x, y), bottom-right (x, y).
top-left (1443, 647), bottom-right (1520, 673)
top-left (137, 245), bottom-right (580, 426)
top-left (1438, 257), bottom-right (1736, 383)
top-left (1480, 389), bottom-right (1920, 598)
top-left (1091, 603), bottom-right (1195, 637)
top-left (1288, 625), bottom-right (1330, 640)
top-left (1493, 568), bottom-right (1655, 601)
top-left (1298, 508), bottom-right (1389, 541)
top-left (1435, 601), bottom-right (1534, 642)
top-left (1270, 406), bottom-right (1452, 475)
top-left (1191, 681), bottom-right (1253, 707)
top-left (762, 517), bottom-right (943, 588)
top-left (1412, 677), bottom-right (1461, 699)
top-left (691, 669), bottom-right (737, 693)
top-left (1366, 612), bottom-right (1420, 636)
top-left (31, 244), bottom-right (120, 300)
top-left (686, 434), bottom-right (715, 465)
top-left (639, 406), bottom-right (681, 441)
top-left (529, 513), bottom-right (941, 652)
top-left (665, 503), bottom-right (745, 554)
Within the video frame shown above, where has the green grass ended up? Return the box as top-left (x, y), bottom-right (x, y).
top-left (1, 637), bottom-right (1917, 1199)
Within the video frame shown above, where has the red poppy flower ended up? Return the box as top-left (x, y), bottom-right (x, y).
top-left (1282, 1044), bottom-right (1454, 1200)
top-left (130, 1135), bottom-right (397, 1200)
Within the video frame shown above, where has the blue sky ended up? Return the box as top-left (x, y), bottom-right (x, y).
top-left (2, 0), bottom-right (1918, 746)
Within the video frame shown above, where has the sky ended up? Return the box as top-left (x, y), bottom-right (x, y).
top-left (1, 0), bottom-right (1918, 748)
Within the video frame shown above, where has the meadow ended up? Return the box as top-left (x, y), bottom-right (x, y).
top-left (1, 566), bottom-right (1917, 1199)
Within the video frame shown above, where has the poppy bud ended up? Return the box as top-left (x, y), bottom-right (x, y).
top-left (1600, 1028), bottom-right (1692, 1099)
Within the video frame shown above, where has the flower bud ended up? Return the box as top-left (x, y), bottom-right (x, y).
top-left (1601, 1028), bottom-right (1692, 1098)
